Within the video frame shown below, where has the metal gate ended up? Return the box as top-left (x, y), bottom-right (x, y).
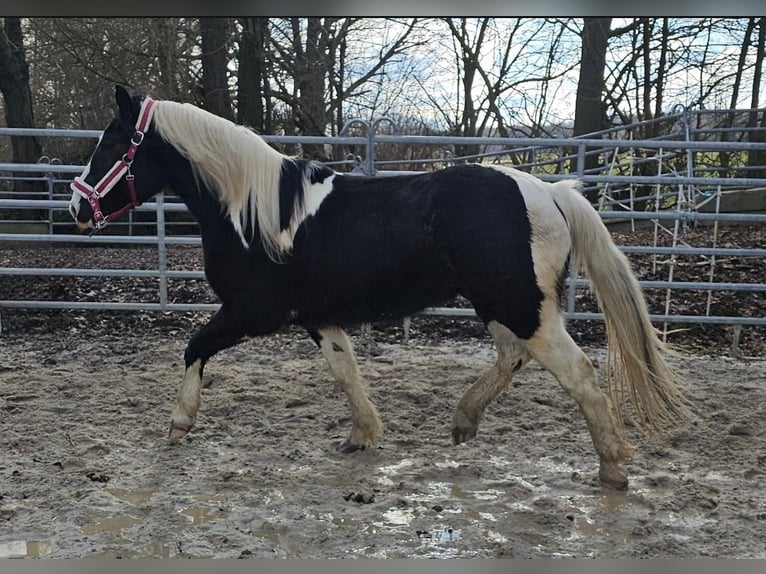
top-left (1, 111), bottom-right (765, 339)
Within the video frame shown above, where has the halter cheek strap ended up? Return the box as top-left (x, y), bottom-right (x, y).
top-left (70, 97), bottom-right (156, 231)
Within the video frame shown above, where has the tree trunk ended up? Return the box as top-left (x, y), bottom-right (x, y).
top-left (721, 19), bottom-right (756, 177)
top-left (237, 17), bottom-right (268, 131)
top-left (150, 18), bottom-right (180, 100)
top-left (444, 18), bottom-right (488, 162)
top-left (651, 19), bottom-right (669, 136)
top-left (293, 17), bottom-right (331, 160)
top-left (200, 17), bottom-right (234, 122)
top-left (571, 16), bottom-right (611, 200)
top-left (0, 17), bottom-right (44, 201)
top-left (747, 18), bottom-right (766, 179)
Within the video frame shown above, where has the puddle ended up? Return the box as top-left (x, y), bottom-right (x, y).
top-left (76, 489), bottom-right (229, 557)
top-left (178, 493), bottom-right (227, 525)
top-left (561, 489), bottom-right (653, 544)
top-left (450, 484), bottom-right (473, 499)
top-left (439, 482), bottom-right (504, 501)
top-left (106, 487), bottom-right (158, 505)
top-left (590, 489), bottom-right (650, 513)
top-left (417, 527), bottom-right (462, 545)
top-left (250, 526), bottom-right (299, 555)
top-left (660, 509), bottom-right (717, 530)
top-left (81, 514), bottom-right (140, 537)
top-left (0, 539), bottom-right (54, 558)
top-left (565, 505), bottom-right (607, 538)
top-left (376, 459), bottom-right (415, 487)
top-left (178, 506), bottom-right (222, 525)
top-left (86, 542), bottom-right (191, 559)
top-left (141, 542), bottom-right (174, 559)
top-left (562, 487), bottom-right (717, 555)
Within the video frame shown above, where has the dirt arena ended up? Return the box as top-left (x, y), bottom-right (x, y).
top-left (0, 320), bottom-right (764, 558)
top-left (0, 223), bottom-right (764, 558)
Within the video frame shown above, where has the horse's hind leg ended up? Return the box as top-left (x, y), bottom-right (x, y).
top-left (452, 321), bottom-right (531, 444)
top-left (522, 301), bottom-right (633, 489)
top-left (311, 326), bottom-right (383, 453)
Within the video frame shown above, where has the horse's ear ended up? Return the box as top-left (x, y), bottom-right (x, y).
top-left (115, 85), bottom-right (135, 121)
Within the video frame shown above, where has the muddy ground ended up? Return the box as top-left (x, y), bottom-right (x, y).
top-left (0, 325), bottom-right (765, 559)
top-left (0, 223), bottom-right (765, 558)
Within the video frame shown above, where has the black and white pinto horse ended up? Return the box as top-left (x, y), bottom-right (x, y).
top-left (69, 86), bottom-right (686, 489)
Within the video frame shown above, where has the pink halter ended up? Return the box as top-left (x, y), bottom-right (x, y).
top-left (70, 97), bottom-right (156, 232)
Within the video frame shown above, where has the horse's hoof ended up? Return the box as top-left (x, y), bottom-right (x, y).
top-left (337, 439), bottom-right (365, 454)
top-left (599, 465), bottom-right (629, 490)
top-left (168, 421), bottom-right (191, 442)
top-left (451, 426), bottom-right (477, 445)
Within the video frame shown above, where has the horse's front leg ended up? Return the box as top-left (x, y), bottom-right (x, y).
top-left (169, 305), bottom-right (251, 440)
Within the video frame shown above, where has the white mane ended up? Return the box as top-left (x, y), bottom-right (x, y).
top-left (151, 99), bottom-right (300, 258)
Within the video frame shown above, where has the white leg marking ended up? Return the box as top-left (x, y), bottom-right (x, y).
top-left (317, 326), bottom-right (382, 450)
top-left (523, 301), bottom-right (632, 488)
top-left (169, 358), bottom-right (203, 440)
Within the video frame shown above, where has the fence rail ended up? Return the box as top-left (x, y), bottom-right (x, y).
top-left (1, 114), bottom-right (765, 335)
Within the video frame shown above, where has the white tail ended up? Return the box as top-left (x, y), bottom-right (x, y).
top-left (551, 180), bottom-right (688, 433)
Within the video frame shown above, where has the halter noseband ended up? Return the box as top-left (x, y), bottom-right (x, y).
top-left (70, 97), bottom-right (156, 233)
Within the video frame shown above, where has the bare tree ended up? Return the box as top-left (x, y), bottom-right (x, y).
top-left (573, 17), bottom-right (612, 141)
top-left (292, 17), bottom-right (333, 158)
top-left (265, 17), bottom-right (421, 161)
top-left (0, 17), bottom-right (44, 202)
top-left (719, 19), bottom-right (758, 176)
top-left (746, 18), bottom-right (766, 178)
top-left (200, 17), bottom-right (234, 121)
top-left (433, 18), bottom-right (577, 164)
top-left (25, 19), bottom-right (199, 126)
top-left (1, 16), bottom-right (761, 179)
top-left (444, 18), bottom-right (488, 158)
top-left (237, 17), bottom-right (269, 131)
top-left (148, 18), bottom-right (185, 100)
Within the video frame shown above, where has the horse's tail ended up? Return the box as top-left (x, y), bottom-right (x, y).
top-left (550, 180), bottom-right (687, 433)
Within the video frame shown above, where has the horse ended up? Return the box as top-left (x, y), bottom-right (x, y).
top-left (69, 85), bottom-right (686, 489)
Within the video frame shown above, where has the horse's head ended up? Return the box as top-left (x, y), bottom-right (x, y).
top-left (69, 85), bottom-right (166, 233)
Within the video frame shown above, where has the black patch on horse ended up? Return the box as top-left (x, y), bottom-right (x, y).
top-left (278, 160), bottom-right (335, 231)
top-left (279, 160), bottom-right (305, 231)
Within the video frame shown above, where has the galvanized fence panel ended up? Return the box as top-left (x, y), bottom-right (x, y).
top-left (1, 119), bottom-right (765, 333)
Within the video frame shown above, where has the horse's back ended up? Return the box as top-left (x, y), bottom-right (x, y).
top-left (289, 164), bottom-right (569, 336)
top-left (288, 172), bottom-right (460, 325)
top-left (426, 165), bottom-right (570, 338)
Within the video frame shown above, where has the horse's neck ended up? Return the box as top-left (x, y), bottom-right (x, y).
top-left (162, 151), bottom-right (226, 230)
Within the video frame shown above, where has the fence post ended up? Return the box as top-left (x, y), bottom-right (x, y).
top-left (340, 119), bottom-right (374, 175)
top-left (576, 142), bottom-right (586, 177)
top-left (369, 117), bottom-right (398, 174)
top-left (46, 172), bottom-right (55, 235)
top-left (156, 191), bottom-right (168, 308)
top-left (37, 156), bottom-right (61, 235)
top-left (566, 143), bottom-right (588, 319)
top-left (339, 117), bottom-right (398, 175)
